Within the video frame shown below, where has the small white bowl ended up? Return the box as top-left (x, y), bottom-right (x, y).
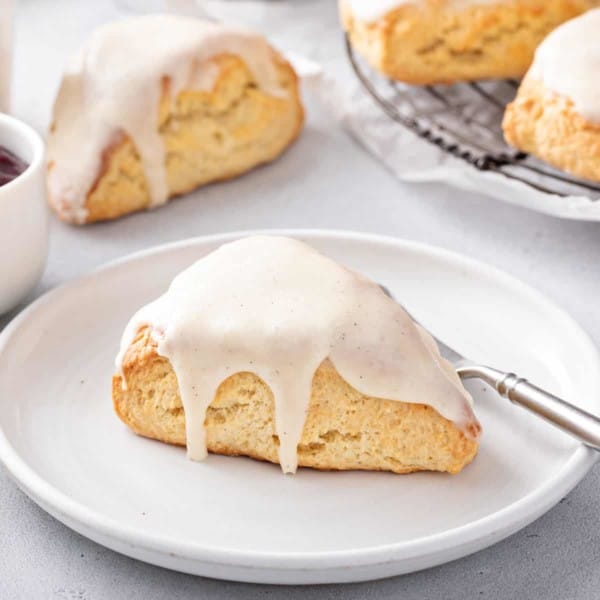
top-left (0, 113), bottom-right (47, 314)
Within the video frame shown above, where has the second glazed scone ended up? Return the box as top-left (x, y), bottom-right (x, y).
top-left (47, 15), bottom-right (304, 224)
top-left (113, 236), bottom-right (481, 475)
top-left (503, 10), bottom-right (600, 182)
top-left (341, 0), bottom-right (600, 84)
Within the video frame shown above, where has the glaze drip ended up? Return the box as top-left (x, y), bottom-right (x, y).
top-left (116, 236), bottom-right (480, 473)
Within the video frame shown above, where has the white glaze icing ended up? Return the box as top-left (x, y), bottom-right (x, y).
top-left (116, 236), bottom-right (480, 473)
top-left (47, 15), bottom-right (284, 224)
top-left (529, 9), bottom-right (600, 123)
top-left (344, 0), bottom-right (501, 23)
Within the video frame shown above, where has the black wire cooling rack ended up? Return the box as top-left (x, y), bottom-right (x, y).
top-left (345, 36), bottom-right (600, 200)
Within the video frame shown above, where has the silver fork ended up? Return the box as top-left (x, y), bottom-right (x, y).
top-left (380, 286), bottom-right (600, 451)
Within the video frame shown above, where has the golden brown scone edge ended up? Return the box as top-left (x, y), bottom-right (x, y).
top-left (341, 0), bottom-right (600, 84)
top-left (113, 327), bottom-right (479, 475)
top-left (503, 76), bottom-right (600, 182)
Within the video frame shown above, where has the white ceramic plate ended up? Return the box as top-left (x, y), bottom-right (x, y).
top-left (0, 230), bottom-right (598, 584)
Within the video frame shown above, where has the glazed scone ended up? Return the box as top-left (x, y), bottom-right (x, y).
top-left (341, 0), bottom-right (600, 84)
top-left (113, 236), bottom-right (481, 475)
top-left (503, 10), bottom-right (600, 182)
top-left (47, 16), bottom-right (304, 224)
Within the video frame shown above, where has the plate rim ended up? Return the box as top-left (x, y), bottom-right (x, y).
top-left (0, 228), bottom-right (598, 574)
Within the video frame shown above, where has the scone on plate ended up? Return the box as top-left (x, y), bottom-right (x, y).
top-left (340, 0), bottom-right (600, 84)
top-left (47, 15), bottom-right (304, 224)
top-left (113, 236), bottom-right (481, 475)
top-left (503, 10), bottom-right (600, 182)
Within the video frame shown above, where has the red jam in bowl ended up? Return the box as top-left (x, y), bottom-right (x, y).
top-left (0, 146), bottom-right (27, 186)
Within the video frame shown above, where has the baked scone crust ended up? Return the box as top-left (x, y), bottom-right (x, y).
top-left (49, 52), bottom-right (303, 224)
top-left (503, 77), bottom-right (600, 182)
top-left (341, 0), bottom-right (600, 84)
top-left (113, 327), bottom-right (480, 475)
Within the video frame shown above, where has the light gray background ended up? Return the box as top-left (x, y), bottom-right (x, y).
top-left (2, 1), bottom-right (600, 598)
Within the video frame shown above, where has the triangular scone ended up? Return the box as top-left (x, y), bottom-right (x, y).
top-left (47, 15), bottom-right (303, 224)
top-left (113, 236), bottom-right (481, 475)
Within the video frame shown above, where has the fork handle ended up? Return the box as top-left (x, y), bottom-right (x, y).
top-left (458, 364), bottom-right (600, 451)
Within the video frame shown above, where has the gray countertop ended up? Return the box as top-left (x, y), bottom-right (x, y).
top-left (2, 1), bottom-right (600, 598)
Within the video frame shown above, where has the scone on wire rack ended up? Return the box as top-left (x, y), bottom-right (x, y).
top-left (47, 15), bottom-right (304, 225)
top-left (503, 10), bottom-right (600, 183)
top-left (340, 0), bottom-right (600, 84)
top-left (113, 236), bottom-right (481, 476)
